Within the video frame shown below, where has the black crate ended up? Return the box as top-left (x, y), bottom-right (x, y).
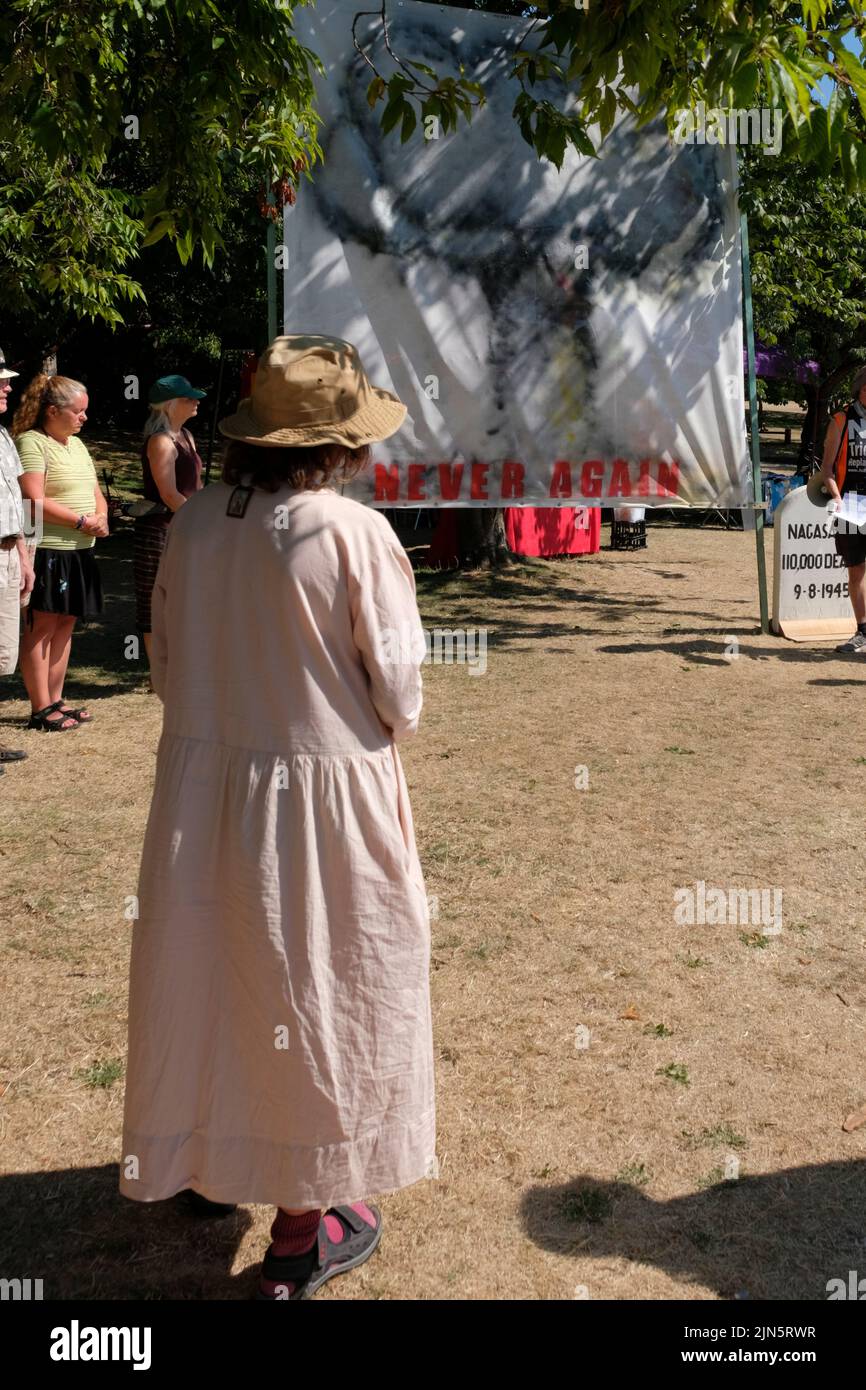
top-left (610, 519), bottom-right (647, 550)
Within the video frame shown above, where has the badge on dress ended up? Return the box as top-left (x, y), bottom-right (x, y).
top-left (226, 485), bottom-right (254, 518)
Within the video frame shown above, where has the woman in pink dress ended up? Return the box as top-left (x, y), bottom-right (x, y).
top-left (120, 335), bottom-right (435, 1299)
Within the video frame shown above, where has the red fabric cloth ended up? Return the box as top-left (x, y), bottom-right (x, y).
top-left (425, 507), bottom-right (601, 568)
top-left (504, 506), bottom-right (601, 557)
top-left (425, 510), bottom-right (459, 568)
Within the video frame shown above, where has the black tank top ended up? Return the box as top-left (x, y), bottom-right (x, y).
top-left (838, 403), bottom-right (866, 496)
top-left (141, 428), bottom-right (202, 504)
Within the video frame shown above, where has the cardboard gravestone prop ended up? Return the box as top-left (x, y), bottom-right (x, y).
top-left (772, 483), bottom-right (854, 640)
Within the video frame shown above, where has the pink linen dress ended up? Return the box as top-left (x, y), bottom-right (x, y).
top-left (119, 481), bottom-right (435, 1209)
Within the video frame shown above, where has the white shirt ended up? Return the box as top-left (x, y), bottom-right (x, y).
top-left (0, 425), bottom-right (24, 538)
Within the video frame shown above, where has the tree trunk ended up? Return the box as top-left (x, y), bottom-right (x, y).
top-left (455, 507), bottom-right (515, 568)
top-left (803, 361), bottom-right (861, 465)
top-left (798, 382), bottom-right (818, 464)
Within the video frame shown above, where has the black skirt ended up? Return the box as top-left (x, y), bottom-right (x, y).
top-left (28, 546), bottom-right (103, 621)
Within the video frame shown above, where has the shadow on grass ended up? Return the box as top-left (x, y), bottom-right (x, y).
top-left (809, 678), bottom-right (866, 687)
top-left (7, 1156), bottom-right (862, 1299)
top-left (0, 1163), bottom-right (259, 1300)
top-left (522, 1162), bottom-right (866, 1300)
top-left (597, 639), bottom-right (855, 668)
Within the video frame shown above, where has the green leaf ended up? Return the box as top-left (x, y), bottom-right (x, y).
top-left (381, 97), bottom-right (406, 137)
top-left (773, 62), bottom-right (798, 128)
top-left (731, 62), bottom-right (758, 109)
top-left (779, 54), bottom-right (814, 117)
top-left (594, 87), bottom-right (613, 141)
top-left (400, 105), bottom-right (417, 144)
top-left (802, 105), bottom-right (832, 175)
top-left (141, 217), bottom-right (173, 248)
top-left (367, 75), bottom-right (386, 108)
top-left (837, 46), bottom-right (866, 94)
top-left (827, 83), bottom-right (844, 146)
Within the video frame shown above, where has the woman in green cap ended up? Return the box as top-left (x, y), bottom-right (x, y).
top-left (134, 375), bottom-right (206, 674)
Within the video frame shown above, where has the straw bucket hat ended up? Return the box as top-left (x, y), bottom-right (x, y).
top-left (218, 334), bottom-right (407, 448)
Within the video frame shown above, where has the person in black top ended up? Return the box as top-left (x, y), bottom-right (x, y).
top-left (134, 374), bottom-right (206, 674)
top-left (820, 366), bottom-right (866, 652)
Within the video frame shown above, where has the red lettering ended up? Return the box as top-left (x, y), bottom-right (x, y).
top-left (608, 458), bottom-right (632, 498)
top-left (437, 462), bottom-right (464, 501)
top-left (407, 464), bottom-right (426, 501)
top-left (374, 463), bottom-right (400, 502)
top-left (580, 460), bottom-right (604, 498)
top-left (501, 459), bottom-right (525, 499)
top-left (549, 461), bottom-right (572, 498)
top-left (636, 459), bottom-right (652, 497)
top-left (656, 460), bottom-right (681, 498)
top-left (470, 461), bottom-right (489, 500)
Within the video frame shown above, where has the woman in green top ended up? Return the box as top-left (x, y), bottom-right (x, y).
top-left (13, 374), bottom-right (108, 730)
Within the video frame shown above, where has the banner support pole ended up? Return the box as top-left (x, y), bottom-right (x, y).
top-left (740, 209), bottom-right (770, 633)
top-left (266, 191), bottom-right (278, 344)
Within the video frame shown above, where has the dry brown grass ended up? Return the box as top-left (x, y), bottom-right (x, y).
top-left (2, 517), bottom-right (866, 1300)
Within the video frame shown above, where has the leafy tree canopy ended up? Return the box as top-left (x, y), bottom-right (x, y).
top-left (365, 1), bottom-right (866, 179)
top-left (0, 0), bottom-right (323, 324)
top-left (3, 0), bottom-right (866, 340)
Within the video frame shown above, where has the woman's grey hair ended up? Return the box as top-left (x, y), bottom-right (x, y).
top-left (143, 399), bottom-right (181, 439)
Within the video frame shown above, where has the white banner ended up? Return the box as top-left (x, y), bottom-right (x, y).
top-left (285, 0), bottom-right (751, 509)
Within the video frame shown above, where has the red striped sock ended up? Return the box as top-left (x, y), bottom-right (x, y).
top-left (259, 1208), bottom-right (322, 1298)
top-left (270, 1207), bottom-right (321, 1256)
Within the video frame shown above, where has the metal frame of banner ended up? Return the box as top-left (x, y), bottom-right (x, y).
top-left (740, 210), bottom-right (770, 634)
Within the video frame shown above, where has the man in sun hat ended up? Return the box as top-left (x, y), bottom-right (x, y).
top-left (817, 365), bottom-right (866, 652)
top-left (0, 347), bottom-right (33, 773)
top-left (121, 334), bottom-right (435, 1300)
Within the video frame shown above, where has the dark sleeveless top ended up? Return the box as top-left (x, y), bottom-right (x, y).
top-left (833, 402), bottom-right (866, 497)
top-left (141, 428), bottom-right (203, 505)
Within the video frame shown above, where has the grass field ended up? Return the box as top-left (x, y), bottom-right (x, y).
top-left (2, 496), bottom-right (866, 1300)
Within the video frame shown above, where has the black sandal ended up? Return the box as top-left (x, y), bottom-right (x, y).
top-left (27, 703), bottom-right (79, 732)
top-left (257, 1203), bottom-right (382, 1300)
top-left (54, 702), bottom-right (93, 724)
